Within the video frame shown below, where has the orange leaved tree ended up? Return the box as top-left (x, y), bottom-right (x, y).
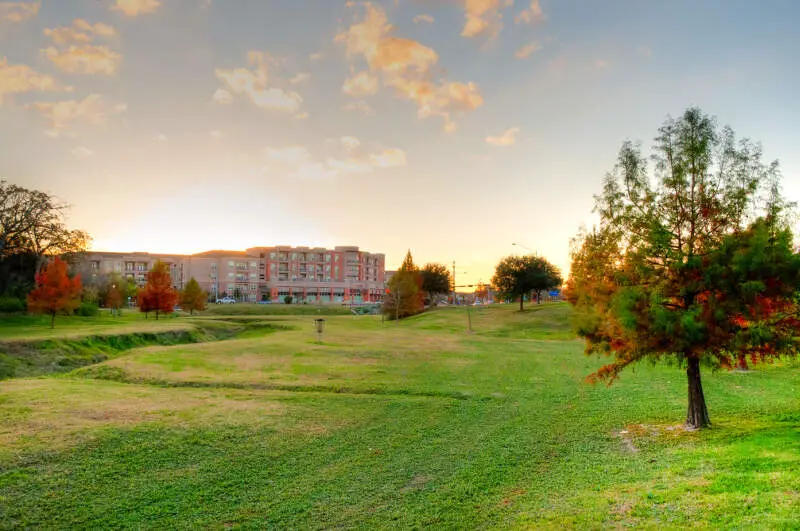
top-left (27, 256), bottom-right (82, 328)
top-left (137, 261), bottom-right (177, 320)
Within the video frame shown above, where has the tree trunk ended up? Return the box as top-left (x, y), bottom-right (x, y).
top-left (155, 310), bottom-right (159, 320)
top-left (686, 356), bottom-right (711, 429)
top-left (50, 312), bottom-right (55, 329)
top-left (736, 354), bottom-right (749, 371)
top-left (519, 294), bottom-right (524, 312)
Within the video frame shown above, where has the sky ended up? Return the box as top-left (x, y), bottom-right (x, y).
top-left (2, 0), bottom-right (799, 286)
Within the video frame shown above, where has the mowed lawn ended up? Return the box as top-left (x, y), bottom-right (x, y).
top-left (1, 304), bottom-right (798, 529)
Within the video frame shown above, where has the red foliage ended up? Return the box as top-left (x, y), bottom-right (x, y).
top-left (137, 261), bottom-right (177, 320)
top-left (27, 257), bottom-right (82, 328)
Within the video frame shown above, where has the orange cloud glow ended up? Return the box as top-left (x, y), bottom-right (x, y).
top-left (27, 93), bottom-right (127, 130)
top-left (0, 1), bottom-right (39, 23)
top-left (42, 45), bottom-right (122, 75)
top-left (0, 57), bottom-right (65, 105)
top-left (112, 0), bottom-right (161, 17)
top-left (485, 126), bottom-right (519, 146)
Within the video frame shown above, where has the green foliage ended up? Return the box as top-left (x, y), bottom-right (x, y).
top-left (284, 295), bottom-right (293, 305)
top-left (492, 254), bottom-right (562, 311)
top-left (180, 277), bottom-right (207, 315)
top-left (74, 301), bottom-right (98, 317)
top-left (383, 250), bottom-right (424, 319)
top-left (568, 107), bottom-right (800, 428)
top-left (421, 263), bottom-right (451, 301)
top-left (0, 296), bottom-right (26, 313)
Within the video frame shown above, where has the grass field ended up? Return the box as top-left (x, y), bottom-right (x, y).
top-left (1, 303), bottom-right (798, 528)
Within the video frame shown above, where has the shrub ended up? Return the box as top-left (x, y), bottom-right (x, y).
top-left (284, 295), bottom-right (293, 304)
top-left (75, 301), bottom-right (99, 317)
top-left (0, 296), bottom-right (26, 313)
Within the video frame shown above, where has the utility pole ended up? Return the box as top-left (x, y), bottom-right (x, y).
top-left (452, 260), bottom-right (456, 305)
top-left (395, 284), bottom-right (401, 323)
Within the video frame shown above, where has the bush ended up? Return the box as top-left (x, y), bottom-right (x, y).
top-left (75, 301), bottom-right (99, 317)
top-left (284, 295), bottom-right (293, 305)
top-left (0, 296), bottom-right (26, 313)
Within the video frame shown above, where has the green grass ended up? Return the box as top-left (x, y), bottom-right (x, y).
top-left (0, 303), bottom-right (798, 528)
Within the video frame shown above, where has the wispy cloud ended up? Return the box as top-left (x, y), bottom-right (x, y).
top-left (413, 14), bottom-right (434, 24)
top-left (71, 146), bottom-right (94, 157)
top-left (337, 3), bottom-right (483, 131)
top-left (462, 0), bottom-right (513, 39)
top-left (515, 0), bottom-right (544, 24)
top-left (215, 52), bottom-right (303, 113)
top-left (0, 1), bottom-right (39, 23)
top-left (636, 45), bottom-right (652, 58)
top-left (594, 59), bottom-right (609, 69)
top-left (42, 45), bottom-right (122, 75)
top-left (112, 0), bottom-right (161, 17)
top-left (342, 100), bottom-right (375, 116)
top-left (264, 138), bottom-right (406, 180)
top-left (514, 41), bottom-right (541, 59)
top-left (27, 94), bottom-right (127, 130)
top-left (342, 70), bottom-right (378, 97)
top-left (0, 57), bottom-right (66, 105)
top-left (152, 133), bottom-right (168, 144)
top-left (44, 19), bottom-right (116, 45)
top-left (309, 52), bottom-right (324, 61)
top-left (485, 126), bottom-right (519, 147)
top-left (289, 72), bottom-right (311, 84)
top-left (211, 88), bottom-right (232, 105)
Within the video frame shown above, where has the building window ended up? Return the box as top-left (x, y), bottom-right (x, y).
top-left (228, 272), bottom-right (234, 278)
top-left (228, 261), bottom-right (234, 267)
top-left (250, 261), bottom-right (257, 268)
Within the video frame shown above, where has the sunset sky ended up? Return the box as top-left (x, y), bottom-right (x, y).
top-left (2, 0), bottom-right (799, 285)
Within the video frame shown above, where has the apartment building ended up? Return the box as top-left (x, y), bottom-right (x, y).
top-left (84, 245), bottom-right (386, 304)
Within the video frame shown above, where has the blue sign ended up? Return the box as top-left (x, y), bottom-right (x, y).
top-left (548, 290), bottom-right (560, 297)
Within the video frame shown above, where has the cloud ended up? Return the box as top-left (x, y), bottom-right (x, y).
top-left (44, 19), bottom-right (116, 45)
top-left (0, 1), bottom-right (39, 23)
top-left (342, 70), bottom-right (378, 97)
top-left (264, 141), bottom-right (406, 180)
top-left (294, 112), bottom-right (309, 120)
top-left (369, 148), bottom-right (406, 168)
top-left (42, 45), bottom-right (122, 75)
top-left (636, 45), bottom-right (652, 58)
top-left (208, 130), bottom-right (222, 139)
top-left (309, 52), bottom-right (324, 61)
top-left (485, 126), bottom-right (519, 146)
top-left (337, 3), bottom-right (483, 131)
top-left (461, 0), bottom-right (513, 39)
top-left (71, 146), bottom-right (93, 157)
top-left (340, 136), bottom-right (361, 150)
top-left (515, 0), bottom-right (544, 24)
top-left (112, 0), bottom-right (161, 17)
top-left (27, 93), bottom-right (127, 130)
top-left (211, 88), bottom-right (232, 105)
top-left (152, 133), bottom-right (168, 144)
top-left (515, 42), bottom-right (541, 59)
top-left (342, 100), bottom-right (375, 116)
top-left (0, 57), bottom-right (65, 105)
top-left (289, 72), bottom-right (311, 84)
top-left (413, 14), bottom-right (434, 24)
top-left (594, 59), bottom-right (609, 69)
top-left (215, 53), bottom-right (303, 113)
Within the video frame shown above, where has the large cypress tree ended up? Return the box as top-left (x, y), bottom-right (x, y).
top-left (568, 108), bottom-right (800, 429)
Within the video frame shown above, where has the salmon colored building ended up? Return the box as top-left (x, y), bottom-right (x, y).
top-left (84, 245), bottom-right (386, 304)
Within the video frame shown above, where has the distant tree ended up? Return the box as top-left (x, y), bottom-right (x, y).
top-left (233, 287), bottom-right (242, 301)
top-left (180, 278), bottom-right (207, 315)
top-left (137, 261), bottom-right (177, 320)
top-left (474, 281), bottom-right (489, 302)
top-left (421, 263), bottom-right (451, 306)
top-left (492, 255), bottom-right (562, 311)
top-left (383, 250), bottom-right (424, 319)
top-left (284, 295), bottom-right (293, 304)
top-left (0, 180), bottom-right (89, 297)
top-left (568, 107), bottom-right (800, 429)
top-left (26, 257), bottom-right (82, 328)
top-left (105, 280), bottom-right (123, 317)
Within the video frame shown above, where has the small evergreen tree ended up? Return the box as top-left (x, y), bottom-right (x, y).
top-left (383, 250), bottom-right (424, 319)
top-left (180, 277), bottom-right (207, 315)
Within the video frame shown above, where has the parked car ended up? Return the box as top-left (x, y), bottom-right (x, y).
top-left (215, 297), bottom-right (236, 304)
top-left (473, 300), bottom-right (482, 306)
